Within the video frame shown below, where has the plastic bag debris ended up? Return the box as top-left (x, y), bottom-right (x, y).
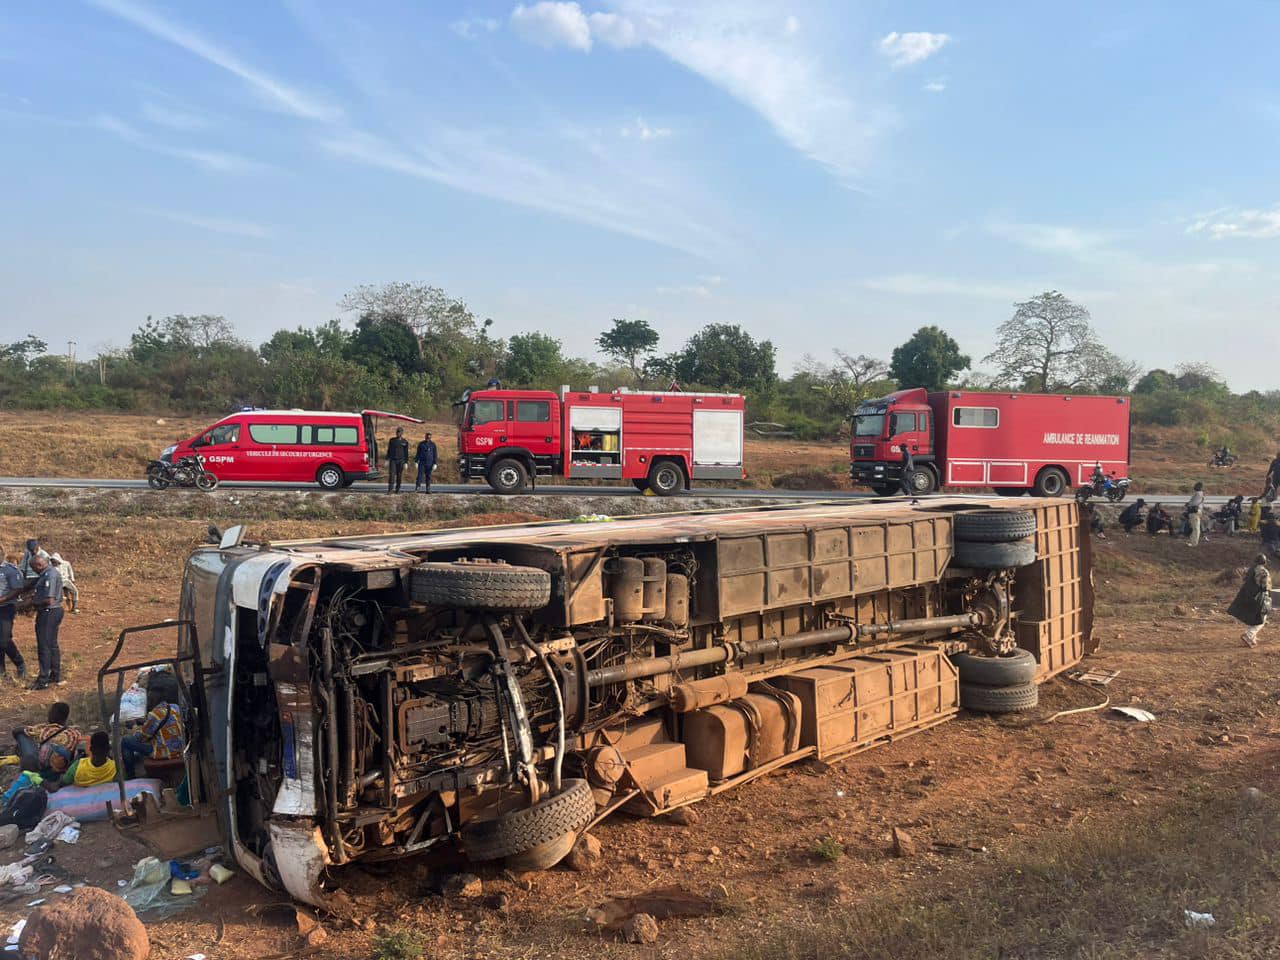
top-left (5, 920), bottom-right (24, 946)
top-left (123, 856), bottom-right (206, 919)
top-left (1184, 909), bottom-right (1216, 928)
top-left (1111, 706), bottom-right (1155, 722)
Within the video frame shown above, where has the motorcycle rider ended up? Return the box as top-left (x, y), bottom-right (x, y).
top-left (1214, 444), bottom-right (1232, 466)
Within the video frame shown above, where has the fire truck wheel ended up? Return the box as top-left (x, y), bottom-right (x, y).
top-left (951, 649), bottom-right (1038, 686)
top-left (905, 466), bottom-right (936, 495)
top-left (953, 508), bottom-right (1036, 543)
top-left (409, 561), bottom-right (551, 610)
top-left (488, 458), bottom-right (529, 494)
top-left (959, 681), bottom-right (1039, 713)
top-left (1033, 467), bottom-right (1070, 498)
top-left (461, 778), bottom-right (595, 864)
top-left (952, 537), bottom-right (1036, 569)
top-left (648, 461), bottom-right (686, 496)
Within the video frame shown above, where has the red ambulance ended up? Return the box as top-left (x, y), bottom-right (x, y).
top-left (849, 388), bottom-right (1131, 496)
top-left (163, 409), bottom-right (422, 489)
top-left (456, 385), bottom-right (746, 494)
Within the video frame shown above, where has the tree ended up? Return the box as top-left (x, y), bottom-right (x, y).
top-left (348, 312), bottom-right (424, 374)
top-left (0, 336), bottom-right (48, 366)
top-left (339, 282), bottom-right (474, 340)
top-left (504, 332), bottom-right (565, 386)
top-left (658, 324), bottom-right (776, 390)
top-left (1133, 368), bottom-right (1175, 394)
top-left (889, 327), bottom-right (969, 391)
top-left (983, 291), bottom-right (1126, 392)
top-left (596, 318), bottom-right (660, 380)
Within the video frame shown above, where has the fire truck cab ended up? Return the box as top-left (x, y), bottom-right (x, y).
top-left (456, 386), bottom-right (746, 495)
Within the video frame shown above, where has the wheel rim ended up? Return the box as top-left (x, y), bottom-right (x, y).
top-left (498, 466), bottom-right (520, 489)
top-left (320, 468), bottom-right (341, 487)
top-left (1042, 472), bottom-right (1064, 495)
top-left (910, 470), bottom-right (931, 493)
top-left (655, 467), bottom-right (677, 491)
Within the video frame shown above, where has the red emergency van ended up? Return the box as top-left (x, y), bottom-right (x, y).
top-left (456, 386), bottom-right (746, 494)
top-left (163, 409), bottom-right (422, 489)
top-left (850, 388), bottom-right (1131, 496)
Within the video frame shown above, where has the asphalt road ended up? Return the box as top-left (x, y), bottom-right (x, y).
top-left (0, 475), bottom-right (1244, 507)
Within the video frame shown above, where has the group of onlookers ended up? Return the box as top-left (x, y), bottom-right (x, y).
top-left (0, 538), bottom-right (78, 690)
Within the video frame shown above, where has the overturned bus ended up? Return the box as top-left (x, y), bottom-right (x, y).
top-left (115, 498), bottom-right (1093, 908)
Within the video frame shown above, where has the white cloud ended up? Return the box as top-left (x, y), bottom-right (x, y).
top-left (783, 16), bottom-right (800, 36)
top-left (139, 208), bottom-right (273, 238)
top-left (923, 79), bottom-right (947, 93)
top-left (656, 283), bottom-right (713, 297)
top-left (321, 128), bottom-right (729, 258)
top-left (588, 11), bottom-right (640, 47)
top-left (878, 31), bottom-right (950, 68)
top-left (619, 116), bottom-right (671, 140)
top-left (511, 2), bottom-right (593, 51)
top-left (858, 274), bottom-right (1027, 300)
top-left (986, 220), bottom-right (1112, 257)
top-left (94, 113), bottom-right (267, 174)
top-left (140, 100), bottom-right (209, 131)
top-left (1187, 206), bottom-right (1280, 240)
top-left (88, 0), bottom-right (341, 121)
top-left (699, 274), bottom-right (724, 285)
top-left (450, 17), bottom-right (500, 39)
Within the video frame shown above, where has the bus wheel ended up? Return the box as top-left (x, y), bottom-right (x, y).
top-left (488, 458), bottom-right (529, 494)
top-left (1033, 467), bottom-right (1069, 498)
top-left (316, 464), bottom-right (345, 490)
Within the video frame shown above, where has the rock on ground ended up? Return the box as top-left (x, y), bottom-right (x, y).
top-left (891, 826), bottom-right (916, 858)
top-left (1240, 786), bottom-right (1266, 809)
top-left (566, 833), bottom-right (602, 872)
top-left (441, 873), bottom-right (483, 898)
top-left (20, 886), bottom-right (149, 960)
top-left (665, 806), bottom-right (699, 826)
top-left (624, 913), bottom-right (660, 944)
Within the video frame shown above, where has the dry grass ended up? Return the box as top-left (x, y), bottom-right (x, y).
top-left (731, 784), bottom-right (1280, 960)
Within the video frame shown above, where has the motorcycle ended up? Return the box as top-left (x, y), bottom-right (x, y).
top-left (146, 455), bottom-right (219, 492)
top-left (1075, 473), bottom-right (1131, 503)
top-left (1209, 450), bottom-right (1238, 468)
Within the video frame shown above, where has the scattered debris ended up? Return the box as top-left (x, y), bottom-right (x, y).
top-left (1071, 668), bottom-right (1121, 686)
top-left (0, 825), bottom-right (18, 850)
top-left (295, 908), bottom-right (328, 948)
top-left (665, 806), bottom-right (699, 827)
top-left (566, 833), bottom-right (602, 872)
top-left (19, 886), bottom-right (149, 960)
top-left (483, 892), bottom-right (511, 913)
top-left (123, 856), bottom-right (205, 919)
top-left (891, 827), bottom-right (915, 858)
top-left (1111, 706), bottom-right (1156, 723)
top-left (208, 864), bottom-right (234, 885)
top-left (1184, 909), bottom-right (1216, 928)
top-left (586, 885), bottom-right (718, 934)
top-left (440, 873), bottom-right (483, 899)
top-left (623, 913), bottom-right (660, 944)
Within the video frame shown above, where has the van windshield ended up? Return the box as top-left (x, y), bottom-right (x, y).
top-left (853, 412), bottom-right (886, 437)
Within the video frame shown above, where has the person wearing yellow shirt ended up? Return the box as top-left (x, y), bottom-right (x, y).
top-left (58, 731), bottom-right (117, 788)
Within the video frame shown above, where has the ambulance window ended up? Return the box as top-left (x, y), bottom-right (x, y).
top-left (470, 400), bottom-right (505, 426)
top-left (889, 412), bottom-right (917, 435)
top-left (306, 425), bottom-right (359, 445)
top-left (516, 401), bottom-right (551, 423)
top-left (208, 424), bottom-right (240, 444)
top-left (953, 407), bottom-right (999, 428)
top-left (249, 423), bottom-right (299, 444)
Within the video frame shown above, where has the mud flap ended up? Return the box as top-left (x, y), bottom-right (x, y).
top-left (268, 820), bottom-right (354, 916)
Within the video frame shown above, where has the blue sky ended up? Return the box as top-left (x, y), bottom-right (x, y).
top-left (2, 1), bottom-right (1278, 388)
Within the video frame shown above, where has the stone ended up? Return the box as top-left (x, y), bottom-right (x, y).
top-left (566, 833), bottom-right (603, 872)
top-left (666, 806), bottom-right (699, 826)
top-left (442, 873), bottom-right (483, 898)
top-left (0, 823), bottom-right (19, 849)
top-left (483, 893), bottom-right (511, 913)
top-left (623, 913), bottom-right (660, 944)
top-left (20, 887), bottom-right (150, 960)
top-left (891, 827), bottom-right (915, 858)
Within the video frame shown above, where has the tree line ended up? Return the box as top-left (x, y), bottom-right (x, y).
top-left (1, 284), bottom-right (1275, 444)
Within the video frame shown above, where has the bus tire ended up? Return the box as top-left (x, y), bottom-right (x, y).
top-left (488, 458), bottom-right (529, 494)
top-left (316, 464), bottom-right (345, 490)
top-left (952, 537), bottom-right (1037, 569)
top-left (648, 460), bottom-right (686, 496)
top-left (1033, 467), bottom-right (1070, 498)
top-left (461, 779), bottom-right (595, 864)
top-left (960, 681), bottom-right (1039, 714)
top-left (953, 509), bottom-right (1036, 543)
top-left (409, 561), bottom-right (551, 610)
top-left (952, 649), bottom-right (1038, 686)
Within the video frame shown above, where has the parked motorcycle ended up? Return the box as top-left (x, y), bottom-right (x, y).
top-left (1075, 474), bottom-right (1131, 503)
top-left (1209, 449), bottom-right (1238, 468)
top-left (146, 455), bottom-right (219, 492)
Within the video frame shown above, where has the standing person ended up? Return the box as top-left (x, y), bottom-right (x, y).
top-left (18, 539), bottom-right (48, 580)
top-left (29, 554), bottom-right (63, 689)
top-left (414, 432), bottom-right (439, 493)
top-left (1266, 451), bottom-right (1280, 499)
top-left (1230, 554), bottom-right (1273, 648)
top-left (1119, 498), bottom-right (1146, 534)
top-left (1186, 482), bottom-right (1206, 547)
top-left (386, 427), bottom-right (409, 494)
top-left (0, 551), bottom-right (26, 681)
top-left (898, 444), bottom-right (915, 496)
top-left (49, 553), bottom-right (77, 613)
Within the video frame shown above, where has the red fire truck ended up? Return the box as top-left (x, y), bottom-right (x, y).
top-left (456, 386), bottom-right (747, 494)
top-left (850, 388), bottom-right (1131, 497)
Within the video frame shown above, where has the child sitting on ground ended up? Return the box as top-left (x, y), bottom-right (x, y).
top-left (56, 730), bottom-right (116, 789)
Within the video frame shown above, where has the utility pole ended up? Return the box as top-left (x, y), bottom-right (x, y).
top-left (66, 340), bottom-right (76, 382)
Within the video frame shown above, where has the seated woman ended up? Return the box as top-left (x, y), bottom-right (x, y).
top-left (120, 688), bottom-right (185, 778)
top-left (11, 701), bottom-right (81, 778)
